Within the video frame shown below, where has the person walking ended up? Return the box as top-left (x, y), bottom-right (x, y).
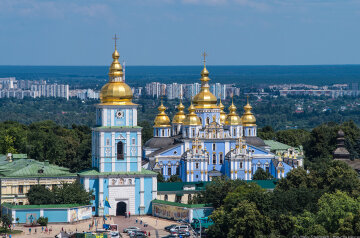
top-left (128, 211), bottom-right (131, 218)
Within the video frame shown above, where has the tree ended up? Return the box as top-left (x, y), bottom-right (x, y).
top-left (166, 175), bottom-right (182, 182)
top-left (252, 168), bottom-right (274, 180)
top-left (316, 190), bottom-right (360, 234)
top-left (53, 181), bottom-right (93, 205)
top-left (193, 177), bottom-right (245, 209)
top-left (37, 217), bottom-right (48, 226)
top-left (27, 185), bottom-right (55, 205)
top-left (27, 182), bottom-right (92, 205)
top-left (157, 173), bottom-right (165, 183)
top-left (1, 215), bottom-right (11, 232)
top-left (209, 201), bottom-right (267, 238)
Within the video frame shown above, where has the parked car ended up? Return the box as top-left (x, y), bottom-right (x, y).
top-left (110, 231), bottom-right (122, 238)
top-left (161, 235), bottom-right (179, 238)
top-left (129, 231), bottom-right (148, 238)
top-left (164, 224), bottom-right (177, 231)
top-left (170, 225), bottom-right (190, 234)
top-left (123, 226), bottom-right (140, 233)
top-left (177, 230), bottom-right (191, 237)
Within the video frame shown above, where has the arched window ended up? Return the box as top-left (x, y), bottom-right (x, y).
top-left (176, 166), bottom-right (180, 175)
top-left (212, 143), bottom-right (216, 151)
top-left (156, 129), bottom-right (159, 137)
top-left (206, 117), bottom-right (210, 125)
top-left (117, 141), bottom-right (124, 160)
top-left (188, 194), bottom-right (192, 201)
top-left (192, 128), bottom-right (195, 137)
top-left (162, 130), bottom-right (165, 137)
top-left (233, 128), bottom-right (236, 137)
top-left (240, 162), bottom-right (243, 169)
top-left (212, 154), bottom-right (216, 164)
top-left (164, 194), bottom-right (168, 201)
top-left (168, 167), bottom-right (172, 175)
top-left (219, 153), bottom-right (223, 164)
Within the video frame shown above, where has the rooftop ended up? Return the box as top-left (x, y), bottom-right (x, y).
top-left (2, 203), bottom-right (89, 209)
top-left (0, 154), bottom-right (76, 178)
top-left (152, 199), bottom-right (212, 208)
top-left (264, 140), bottom-right (292, 151)
top-left (79, 168), bottom-right (157, 176)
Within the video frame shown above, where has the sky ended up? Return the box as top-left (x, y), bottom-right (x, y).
top-left (0, 0), bottom-right (360, 66)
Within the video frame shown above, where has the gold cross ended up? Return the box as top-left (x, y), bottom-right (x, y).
top-left (202, 51), bottom-right (207, 66)
top-left (113, 34), bottom-right (119, 49)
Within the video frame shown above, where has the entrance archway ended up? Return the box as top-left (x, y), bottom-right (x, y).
top-left (116, 202), bottom-right (127, 216)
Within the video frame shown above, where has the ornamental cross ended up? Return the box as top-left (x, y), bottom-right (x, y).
top-left (202, 51), bottom-right (207, 66)
top-left (113, 34), bottom-right (119, 49)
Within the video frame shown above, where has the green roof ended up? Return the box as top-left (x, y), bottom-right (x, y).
top-left (152, 200), bottom-right (212, 208)
top-left (158, 182), bottom-right (210, 192)
top-left (2, 203), bottom-right (89, 209)
top-left (158, 180), bottom-right (277, 192)
top-left (79, 168), bottom-right (157, 176)
top-left (94, 126), bottom-right (142, 129)
top-left (0, 158), bottom-right (76, 178)
top-left (264, 140), bottom-right (292, 151)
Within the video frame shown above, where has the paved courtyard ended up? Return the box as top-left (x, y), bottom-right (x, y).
top-left (9, 215), bottom-right (178, 238)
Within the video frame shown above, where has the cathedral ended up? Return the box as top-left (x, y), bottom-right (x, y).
top-left (143, 60), bottom-right (303, 182)
top-left (79, 42), bottom-right (157, 216)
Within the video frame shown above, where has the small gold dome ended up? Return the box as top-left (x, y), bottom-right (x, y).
top-left (100, 47), bottom-right (134, 105)
top-left (218, 99), bottom-right (227, 125)
top-left (225, 101), bottom-right (242, 126)
top-left (193, 64), bottom-right (218, 109)
top-left (154, 101), bottom-right (171, 127)
top-left (241, 97), bottom-right (256, 126)
top-left (183, 103), bottom-right (202, 126)
top-left (172, 100), bottom-right (186, 124)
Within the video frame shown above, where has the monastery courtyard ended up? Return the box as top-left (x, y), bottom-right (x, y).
top-left (10, 216), bottom-right (175, 238)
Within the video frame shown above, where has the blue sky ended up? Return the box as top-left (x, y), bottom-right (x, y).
top-left (1, 0), bottom-right (360, 65)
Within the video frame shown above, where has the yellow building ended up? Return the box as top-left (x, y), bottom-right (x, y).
top-left (0, 154), bottom-right (76, 205)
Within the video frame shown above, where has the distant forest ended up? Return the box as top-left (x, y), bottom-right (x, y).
top-left (0, 95), bottom-right (359, 132)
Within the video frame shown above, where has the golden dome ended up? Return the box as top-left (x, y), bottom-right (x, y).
top-left (183, 103), bottom-right (202, 126)
top-left (154, 101), bottom-right (171, 127)
top-left (225, 101), bottom-right (242, 126)
top-left (99, 46), bottom-right (134, 105)
top-left (192, 59), bottom-right (218, 109)
top-left (172, 100), bottom-right (186, 124)
top-left (241, 96), bottom-right (256, 126)
top-left (218, 98), bottom-right (227, 125)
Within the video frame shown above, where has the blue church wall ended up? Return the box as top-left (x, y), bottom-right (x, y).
top-left (283, 163), bottom-right (292, 176)
top-left (44, 209), bottom-right (68, 223)
top-left (115, 163), bottom-right (127, 171)
top-left (130, 163), bottom-right (138, 171)
top-left (89, 178), bottom-right (99, 215)
top-left (161, 146), bottom-right (182, 156)
top-left (101, 178), bottom-right (109, 215)
top-left (144, 178), bottom-right (153, 214)
top-left (16, 210), bottom-right (40, 223)
top-left (135, 178), bottom-right (140, 215)
top-left (104, 163), bottom-right (112, 172)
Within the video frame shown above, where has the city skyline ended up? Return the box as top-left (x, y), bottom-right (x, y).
top-left (1, 0), bottom-right (360, 66)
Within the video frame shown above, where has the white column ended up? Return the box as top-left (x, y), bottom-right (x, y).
top-left (133, 108), bottom-right (137, 126)
top-left (99, 178), bottom-right (104, 208)
top-left (186, 161), bottom-right (190, 182)
top-left (152, 177), bottom-right (157, 200)
top-left (140, 177), bottom-right (145, 213)
top-left (201, 161), bottom-right (204, 181)
top-left (231, 160), bottom-right (234, 179)
top-left (110, 109), bottom-right (114, 126)
top-left (137, 132), bottom-right (142, 172)
top-left (126, 132), bottom-right (130, 171)
top-left (112, 132), bottom-right (115, 172)
top-left (126, 109), bottom-right (129, 126)
top-left (40, 209), bottom-right (44, 217)
top-left (100, 132), bottom-right (104, 172)
top-left (12, 210), bottom-right (16, 224)
top-left (84, 178), bottom-right (90, 192)
top-left (190, 161), bottom-right (193, 181)
top-left (67, 209), bottom-right (70, 222)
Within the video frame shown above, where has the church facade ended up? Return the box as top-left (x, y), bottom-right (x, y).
top-left (144, 60), bottom-right (302, 182)
top-left (79, 44), bottom-right (157, 216)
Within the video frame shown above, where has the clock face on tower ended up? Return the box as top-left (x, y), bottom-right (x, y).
top-left (116, 110), bottom-right (124, 118)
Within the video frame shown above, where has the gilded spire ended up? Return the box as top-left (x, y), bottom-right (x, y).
top-left (225, 97), bottom-right (242, 125)
top-left (154, 98), bottom-right (171, 127)
top-left (183, 101), bottom-right (202, 126)
top-left (99, 35), bottom-right (133, 105)
top-left (172, 98), bottom-right (187, 124)
top-left (192, 51), bottom-right (218, 109)
top-left (241, 95), bottom-right (256, 126)
top-left (218, 96), bottom-right (227, 125)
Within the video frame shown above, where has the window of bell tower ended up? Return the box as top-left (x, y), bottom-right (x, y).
top-left (117, 141), bottom-right (124, 160)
